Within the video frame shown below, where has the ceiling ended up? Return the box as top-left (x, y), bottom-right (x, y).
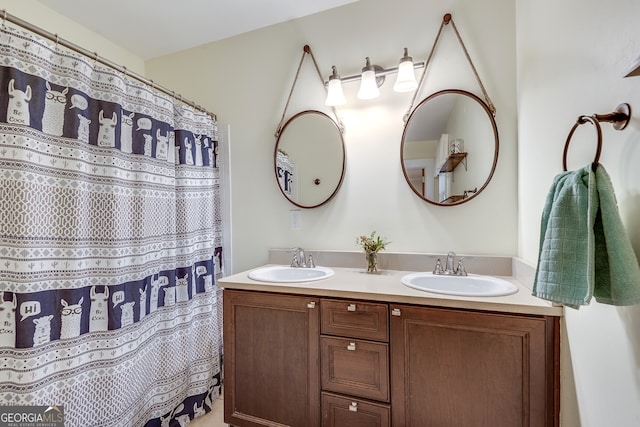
top-left (42, 0), bottom-right (359, 60)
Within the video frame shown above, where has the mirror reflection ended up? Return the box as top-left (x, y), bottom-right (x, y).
top-left (401, 89), bottom-right (498, 205)
top-left (275, 110), bottom-right (345, 208)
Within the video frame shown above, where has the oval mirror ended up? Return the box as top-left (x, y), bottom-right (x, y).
top-left (401, 89), bottom-right (498, 206)
top-left (275, 110), bottom-right (345, 208)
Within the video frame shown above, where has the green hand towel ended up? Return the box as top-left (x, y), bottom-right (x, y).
top-left (592, 166), bottom-right (640, 305)
top-left (533, 165), bottom-right (596, 308)
top-left (533, 164), bottom-right (640, 308)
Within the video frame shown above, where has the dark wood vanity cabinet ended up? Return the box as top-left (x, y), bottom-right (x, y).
top-left (390, 304), bottom-right (559, 427)
top-left (224, 290), bottom-right (559, 427)
top-left (223, 290), bottom-right (321, 427)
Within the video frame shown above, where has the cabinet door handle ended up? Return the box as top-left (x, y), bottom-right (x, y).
top-left (347, 304), bottom-right (356, 312)
top-left (307, 301), bottom-right (316, 309)
top-left (347, 342), bottom-right (356, 351)
top-left (391, 308), bottom-right (401, 316)
top-left (349, 402), bottom-right (358, 412)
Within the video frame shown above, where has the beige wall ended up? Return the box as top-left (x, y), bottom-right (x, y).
top-left (146, 0), bottom-right (518, 274)
top-left (146, 0), bottom-right (640, 424)
top-left (6, 0), bottom-right (640, 424)
top-left (517, 1), bottom-right (640, 425)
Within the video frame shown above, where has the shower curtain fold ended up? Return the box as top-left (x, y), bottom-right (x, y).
top-left (0, 23), bottom-right (223, 427)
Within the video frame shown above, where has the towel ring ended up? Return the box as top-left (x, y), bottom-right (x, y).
top-left (563, 116), bottom-right (602, 172)
top-left (562, 103), bottom-right (631, 171)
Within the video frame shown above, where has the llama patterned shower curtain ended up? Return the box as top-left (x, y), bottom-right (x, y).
top-left (0, 23), bottom-right (223, 426)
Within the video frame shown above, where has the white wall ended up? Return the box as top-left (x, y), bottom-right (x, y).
top-left (146, 0), bottom-right (518, 274)
top-left (517, 1), bottom-right (640, 425)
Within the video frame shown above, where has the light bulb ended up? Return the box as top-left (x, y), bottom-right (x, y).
top-left (393, 48), bottom-right (417, 92)
top-left (357, 57), bottom-right (380, 100)
top-left (325, 66), bottom-right (346, 106)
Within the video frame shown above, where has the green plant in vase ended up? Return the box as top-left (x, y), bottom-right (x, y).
top-left (356, 231), bottom-right (390, 273)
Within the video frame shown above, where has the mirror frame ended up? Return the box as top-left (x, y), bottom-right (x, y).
top-left (400, 89), bottom-right (499, 206)
top-left (274, 110), bottom-right (346, 209)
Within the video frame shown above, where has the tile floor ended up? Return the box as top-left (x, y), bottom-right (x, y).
top-left (189, 391), bottom-right (226, 427)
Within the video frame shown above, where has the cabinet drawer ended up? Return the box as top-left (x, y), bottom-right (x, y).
top-left (322, 392), bottom-right (390, 427)
top-left (321, 299), bottom-right (388, 342)
top-left (321, 336), bottom-right (389, 402)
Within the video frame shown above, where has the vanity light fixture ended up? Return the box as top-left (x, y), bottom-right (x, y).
top-left (325, 48), bottom-right (423, 106)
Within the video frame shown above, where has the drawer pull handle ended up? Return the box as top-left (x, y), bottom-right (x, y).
top-left (349, 402), bottom-right (358, 412)
top-left (307, 301), bottom-right (316, 309)
top-left (391, 308), bottom-right (401, 316)
top-left (347, 342), bottom-right (356, 351)
top-left (347, 304), bottom-right (356, 312)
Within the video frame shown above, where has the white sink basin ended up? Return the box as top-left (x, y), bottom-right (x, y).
top-left (401, 272), bottom-right (518, 297)
top-left (248, 265), bottom-right (335, 283)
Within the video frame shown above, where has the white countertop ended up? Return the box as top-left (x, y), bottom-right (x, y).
top-left (219, 265), bottom-right (563, 317)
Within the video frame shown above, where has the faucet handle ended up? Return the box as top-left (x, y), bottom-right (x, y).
top-left (455, 259), bottom-right (467, 276)
top-left (433, 258), bottom-right (444, 275)
top-left (290, 254), bottom-right (298, 268)
top-left (307, 254), bottom-right (316, 268)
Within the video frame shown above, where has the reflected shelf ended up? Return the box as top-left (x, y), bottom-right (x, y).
top-left (439, 152), bottom-right (467, 173)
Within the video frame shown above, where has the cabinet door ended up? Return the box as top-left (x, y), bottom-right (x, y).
top-left (224, 290), bottom-right (320, 427)
top-left (390, 305), bottom-right (558, 427)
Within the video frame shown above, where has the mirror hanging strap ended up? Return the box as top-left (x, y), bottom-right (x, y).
top-left (275, 45), bottom-right (344, 138)
top-left (405, 13), bottom-right (496, 122)
top-left (448, 15), bottom-right (495, 116)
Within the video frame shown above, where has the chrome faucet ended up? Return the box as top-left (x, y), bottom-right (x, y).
top-left (291, 247), bottom-right (312, 268)
top-left (433, 251), bottom-right (467, 276)
top-left (446, 251), bottom-right (456, 274)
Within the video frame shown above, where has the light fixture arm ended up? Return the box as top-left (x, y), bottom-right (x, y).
top-left (275, 45), bottom-right (344, 137)
top-left (404, 13), bottom-right (496, 122)
top-left (324, 61), bottom-right (425, 86)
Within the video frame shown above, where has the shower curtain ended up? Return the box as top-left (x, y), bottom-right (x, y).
top-left (0, 23), bottom-right (223, 427)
